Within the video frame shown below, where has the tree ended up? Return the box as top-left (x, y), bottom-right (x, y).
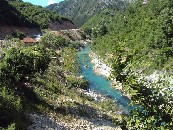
top-left (98, 25), bottom-right (107, 36)
top-left (40, 32), bottom-right (68, 49)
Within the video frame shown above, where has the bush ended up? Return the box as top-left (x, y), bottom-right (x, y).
top-left (67, 76), bottom-right (89, 90)
top-left (0, 86), bottom-right (26, 129)
top-left (0, 44), bottom-right (50, 84)
top-left (12, 30), bottom-right (25, 40)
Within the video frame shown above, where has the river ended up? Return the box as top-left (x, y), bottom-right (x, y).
top-left (78, 45), bottom-right (133, 113)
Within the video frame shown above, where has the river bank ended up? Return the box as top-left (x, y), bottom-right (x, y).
top-left (88, 51), bottom-right (131, 99)
top-left (89, 52), bottom-right (111, 77)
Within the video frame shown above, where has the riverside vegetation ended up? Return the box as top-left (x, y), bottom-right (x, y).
top-left (83, 0), bottom-right (173, 129)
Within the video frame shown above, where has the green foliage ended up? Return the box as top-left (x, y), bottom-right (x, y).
top-left (12, 30), bottom-right (26, 40)
top-left (9, 1), bottom-right (70, 29)
top-left (40, 32), bottom-right (69, 49)
top-left (0, 42), bottom-right (50, 129)
top-left (117, 75), bottom-right (173, 130)
top-left (66, 76), bottom-right (89, 90)
top-left (60, 47), bottom-right (80, 75)
top-left (33, 59), bottom-right (64, 93)
top-left (82, 8), bottom-right (115, 34)
top-left (6, 123), bottom-right (16, 130)
top-left (0, 28), bottom-right (91, 129)
top-left (88, 25), bottom-right (108, 39)
top-left (0, 45), bottom-right (50, 84)
top-left (0, 0), bottom-right (31, 26)
top-left (99, 99), bottom-right (116, 112)
top-left (83, 28), bottom-right (92, 36)
top-left (0, 86), bottom-right (25, 129)
top-left (87, 0), bottom-right (173, 74)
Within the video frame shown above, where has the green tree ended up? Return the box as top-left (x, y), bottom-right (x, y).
top-left (40, 32), bottom-right (68, 49)
top-left (60, 47), bottom-right (79, 75)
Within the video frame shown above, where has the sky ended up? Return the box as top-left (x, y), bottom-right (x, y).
top-left (23, 0), bottom-right (64, 7)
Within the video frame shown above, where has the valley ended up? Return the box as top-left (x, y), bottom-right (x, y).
top-left (0, 0), bottom-right (173, 130)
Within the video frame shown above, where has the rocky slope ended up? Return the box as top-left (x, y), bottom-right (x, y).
top-left (0, 22), bottom-right (76, 38)
top-left (27, 90), bottom-right (122, 130)
top-left (28, 113), bottom-right (121, 130)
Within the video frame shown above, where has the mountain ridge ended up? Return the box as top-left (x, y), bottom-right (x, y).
top-left (47, 0), bottom-right (126, 27)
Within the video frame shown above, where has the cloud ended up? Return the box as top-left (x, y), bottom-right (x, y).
top-left (48, 0), bottom-right (57, 5)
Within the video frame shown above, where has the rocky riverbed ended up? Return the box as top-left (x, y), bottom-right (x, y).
top-left (89, 52), bottom-right (112, 78)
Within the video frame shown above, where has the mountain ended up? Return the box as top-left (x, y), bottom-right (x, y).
top-left (47, 0), bottom-right (126, 27)
top-left (0, 0), bottom-right (75, 38)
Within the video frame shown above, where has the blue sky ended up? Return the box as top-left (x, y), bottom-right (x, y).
top-left (23, 0), bottom-right (64, 7)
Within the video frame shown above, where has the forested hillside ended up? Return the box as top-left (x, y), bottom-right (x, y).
top-left (82, 8), bottom-right (115, 30)
top-left (82, 8), bottom-right (115, 38)
top-left (47, 0), bottom-right (126, 27)
top-left (85, 0), bottom-right (173, 74)
top-left (83, 0), bottom-right (173, 129)
top-left (0, 0), bottom-right (74, 29)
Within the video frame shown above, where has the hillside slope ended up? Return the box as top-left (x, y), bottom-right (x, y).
top-left (47, 0), bottom-right (126, 27)
top-left (0, 0), bottom-right (75, 38)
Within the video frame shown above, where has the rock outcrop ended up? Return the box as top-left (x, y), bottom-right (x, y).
top-left (49, 21), bottom-right (76, 31)
top-left (0, 25), bottom-right (40, 38)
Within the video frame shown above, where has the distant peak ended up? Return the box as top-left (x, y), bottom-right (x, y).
top-left (143, 0), bottom-right (148, 4)
top-left (48, 0), bottom-right (57, 5)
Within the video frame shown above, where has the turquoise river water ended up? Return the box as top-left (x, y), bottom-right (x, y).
top-left (78, 45), bottom-right (133, 113)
